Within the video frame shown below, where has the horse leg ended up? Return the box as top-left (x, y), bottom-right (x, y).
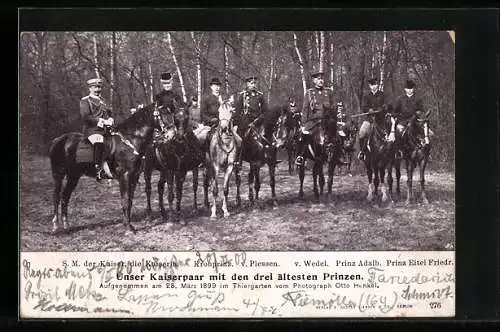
top-left (235, 166), bottom-right (241, 207)
top-left (166, 170), bottom-right (175, 221)
top-left (192, 168), bottom-right (199, 212)
top-left (366, 163), bottom-right (375, 202)
top-left (158, 171), bottom-right (167, 221)
top-left (380, 166), bottom-right (390, 203)
top-left (60, 173), bottom-right (81, 231)
top-left (387, 163), bottom-right (394, 205)
top-left (405, 160), bottom-right (414, 206)
top-left (313, 162), bottom-right (320, 201)
top-left (51, 173), bottom-right (64, 234)
top-left (420, 157), bottom-right (429, 204)
top-left (203, 167), bottom-right (210, 209)
top-left (268, 163), bottom-right (278, 209)
top-left (248, 165), bottom-right (255, 203)
top-left (210, 166), bottom-right (218, 220)
top-left (327, 160), bottom-right (334, 196)
top-left (395, 160), bottom-right (402, 200)
top-left (222, 165), bottom-right (233, 218)
top-left (254, 166), bottom-right (261, 201)
top-left (144, 165), bottom-right (153, 217)
top-left (175, 171), bottom-right (186, 225)
top-left (118, 172), bottom-right (136, 234)
top-left (288, 145), bottom-right (294, 175)
top-left (347, 152), bottom-right (353, 176)
top-left (298, 164), bottom-right (305, 198)
top-left (318, 160), bottom-right (325, 196)
top-left (373, 166), bottom-right (380, 204)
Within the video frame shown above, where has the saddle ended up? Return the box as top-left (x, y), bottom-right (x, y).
top-left (75, 134), bottom-right (114, 164)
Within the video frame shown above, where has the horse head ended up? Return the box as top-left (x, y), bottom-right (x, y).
top-left (218, 97), bottom-right (235, 135)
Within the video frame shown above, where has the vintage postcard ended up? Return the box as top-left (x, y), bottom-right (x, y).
top-left (19, 26), bottom-right (455, 318)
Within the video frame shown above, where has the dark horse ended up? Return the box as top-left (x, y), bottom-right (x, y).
top-left (143, 100), bottom-right (203, 224)
top-left (388, 111), bottom-right (432, 205)
top-left (325, 118), bottom-right (346, 196)
top-left (297, 112), bottom-right (339, 201)
top-left (362, 113), bottom-right (397, 205)
top-left (334, 120), bottom-right (358, 176)
top-left (234, 107), bottom-right (284, 208)
top-left (274, 100), bottom-right (302, 175)
top-left (49, 104), bottom-right (168, 234)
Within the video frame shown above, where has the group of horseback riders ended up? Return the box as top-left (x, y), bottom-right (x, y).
top-left (80, 69), bottom-right (432, 182)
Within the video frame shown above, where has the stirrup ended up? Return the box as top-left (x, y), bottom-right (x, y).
top-left (295, 156), bottom-right (304, 166)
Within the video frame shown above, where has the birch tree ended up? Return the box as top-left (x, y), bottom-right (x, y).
top-left (293, 32), bottom-right (307, 99)
top-left (166, 32), bottom-right (187, 102)
top-left (379, 31), bottom-right (387, 91)
top-left (93, 33), bottom-right (100, 78)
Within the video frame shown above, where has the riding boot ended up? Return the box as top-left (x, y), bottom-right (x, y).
top-left (93, 143), bottom-right (105, 182)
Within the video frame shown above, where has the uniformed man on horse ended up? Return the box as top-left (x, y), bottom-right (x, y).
top-left (294, 70), bottom-right (337, 166)
top-left (393, 79), bottom-right (433, 152)
top-left (80, 77), bottom-right (114, 182)
top-left (232, 75), bottom-right (271, 170)
top-left (357, 77), bottom-right (392, 161)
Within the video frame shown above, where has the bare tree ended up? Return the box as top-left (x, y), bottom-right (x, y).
top-left (293, 32), bottom-right (307, 99)
top-left (190, 32), bottom-right (203, 105)
top-left (319, 31), bottom-right (325, 73)
top-left (166, 32), bottom-right (187, 102)
top-left (93, 33), bottom-right (100, 78)
top-left (379, 31), bottom-right (387, 91)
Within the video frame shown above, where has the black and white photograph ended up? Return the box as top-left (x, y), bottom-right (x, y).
top-left (19, 30), bottom-right (455, 252)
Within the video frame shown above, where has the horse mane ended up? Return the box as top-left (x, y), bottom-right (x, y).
top-left (114, 103), bottom-right (154, 133)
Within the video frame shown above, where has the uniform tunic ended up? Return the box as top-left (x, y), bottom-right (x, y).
top-left (80, 94), bottom-right (112, 136)
top-left (234, 89), bottom-right (268, 136)
top-left (301, 86), bottom-right (336, 130)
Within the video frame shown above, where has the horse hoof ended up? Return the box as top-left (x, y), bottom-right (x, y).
top-left (299, 192), bottom-right (304, 199)
top-left (210, 215), bottom-right (217, 221)
top-left (51, 225), bottom-right (62, 235)
top-left (387, 201), bottom-right (394, 208)
top-left (422, 197), bottom-right (429, 204)
top-left (179, 219), bottom-right (187, 226)
top-left (63, 221), bottom-right (70, 230)
top-left (223, 212), bottom-right (230, 218)
top-left (404, 200), bottom-right (411, 207)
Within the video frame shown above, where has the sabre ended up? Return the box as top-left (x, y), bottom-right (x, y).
top-left (349, 109), bottom-right (385, 118)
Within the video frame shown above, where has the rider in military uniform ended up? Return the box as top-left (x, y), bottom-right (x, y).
top-left (357, 77), bottom-right (391, 161)
top-left (153, 72), bottom-right (183, 143)
top-left (80, 77), bottom-right (114, 182)
top-left (233, 75), bottom-right (270, 170)
top-left (294, 70), bottom-right (336, 166)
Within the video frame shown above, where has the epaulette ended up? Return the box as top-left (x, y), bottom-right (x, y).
top-left (307, 88), bottom-right (314, 92)
top-left (81, 95), bottom-right (89, 101)
top-left (256, 90), bottom-right (263, 95)
top-left (239, 90), bottom-right (246, 95)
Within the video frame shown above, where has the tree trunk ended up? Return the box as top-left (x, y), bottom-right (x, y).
top-left (93, 33), bottom-right (100, 78)
top-left (223, 39), bottom-right (230, 95)
top-left (330, 37), bottom-right (335, 86)
top-left (191, 32), bottom-right (202, 111)
top-left (109, 32), bottom-right (115, 112)
top-left (293, 32), bottom-right (307, 100)
top-left (379, 31), bottom-right (387, 91)
top-left (268, 37), bottom-right (274, 104)
top-left (319, 31), bottom-right (325, 73)
top-left (166, 32), bottom-right (187, 102)
top-left (148, 61), bottom-right (154, 104)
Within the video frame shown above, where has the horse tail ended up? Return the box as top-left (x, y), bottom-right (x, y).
top-left (48, 134), bottom-right (69, 177)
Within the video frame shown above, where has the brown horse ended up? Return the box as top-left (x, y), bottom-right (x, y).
top-left (388, 113), bottom-right (432, 205)
top-left (143, 100), bottom-right (204, 224)
top-left (205, 100), bottom-right (239, 219)
top-left (362, 114), bottom-right (397, 205)
top-left (48, 103), bottom-right (168, 234)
